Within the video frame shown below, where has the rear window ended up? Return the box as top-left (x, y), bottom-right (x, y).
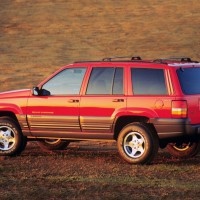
top-left (177, 67), bottom-right (200, 95)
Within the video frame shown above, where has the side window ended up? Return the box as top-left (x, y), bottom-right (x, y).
top-left (86, 67), bottom-right (124, 95)
top-left (42, 68), bottom-right (86, 95)
top-left (113, 68), bottom-right (124, 95)
top-left (131, 68), bottom-right (167, 95)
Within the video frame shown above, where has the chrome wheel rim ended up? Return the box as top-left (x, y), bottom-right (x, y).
top-left (0, 126), bottom-right (16, 151)
top-left (44, 139), bottom-right (60, 144)
top-left (173, 143), bottom-right (191, 151)
top-left (123, 131), bottom-right (145, 158)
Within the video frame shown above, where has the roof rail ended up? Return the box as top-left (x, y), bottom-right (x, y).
top-left (153, 57), bottom-right (199, 63)
top-left (102, 56), bottom-right (142, 62)
top-left (165, 57), bottom-right (192, 62)
top-left (74, 60), bottom-right (100, 63)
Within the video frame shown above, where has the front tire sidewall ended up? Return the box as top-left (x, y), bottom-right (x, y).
top-left (0, 118), bottom-right (22, 156)
top-left (117, 124), bottom-right (156, 164)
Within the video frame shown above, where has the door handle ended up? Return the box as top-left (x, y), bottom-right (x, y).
top-left (112, 99), bottom-right (124, 102)
top-left (68, 99), bottom-right (79, 103)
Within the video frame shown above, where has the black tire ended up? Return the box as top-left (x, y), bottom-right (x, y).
top-left (0, 117), bottom-right (24, 156)
top-left (37, 139), bottom-right (70, 151)
top-left (117, 123), bottom-right (159, 164)
top-left (18, 136), bottom-right (27, 154)
top-left (166, 137), bottom-right (200, 158)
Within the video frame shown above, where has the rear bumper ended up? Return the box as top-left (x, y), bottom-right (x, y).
top-left (150, 118), bottom-right (200, 139)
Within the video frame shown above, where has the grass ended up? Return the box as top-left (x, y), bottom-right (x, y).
top-left (1, 0), bottom-right (200, 92)
top-left (0, 142), bottom-right (200, 199)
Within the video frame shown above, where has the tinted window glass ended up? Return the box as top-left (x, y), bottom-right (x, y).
top-left (177, 67), bottom-right (200, 94)
top-left (131, 68), bottom-right (167, 95)
top-left (113, 68), bottom-right (124, 94)
top-left (42, 68), bottom-right (86, 95)
top-left (86, 68), bottom-right (115, 94)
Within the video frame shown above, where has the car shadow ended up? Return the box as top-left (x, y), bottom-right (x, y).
top-left (18, 141), bottom-right (200, 165)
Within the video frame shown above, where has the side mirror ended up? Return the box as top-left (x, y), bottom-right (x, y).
top-left (32, 87), bottom-right (40, 96)
top-left (41, 89), bottom-right (51, 96)
top-left (32, 87), bottom-right (51, 96)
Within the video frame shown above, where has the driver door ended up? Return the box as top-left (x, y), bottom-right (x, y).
top-left (26, 67), bottom-right (87, 138)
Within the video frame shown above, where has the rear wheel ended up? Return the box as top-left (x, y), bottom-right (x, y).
top-left (0, 117), bottom-right (24, 156)
top-left (117, 123), bottom-right (159, 164)
top-left (167, 138), bottom-right (200, 158)
top-left (37, 139), bottom-right (70, 150)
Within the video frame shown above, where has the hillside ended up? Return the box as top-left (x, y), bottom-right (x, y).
top-left (0, 0), bottom-right (200, 92)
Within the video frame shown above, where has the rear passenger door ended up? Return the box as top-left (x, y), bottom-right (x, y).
top-left (80, 66), bottom-right (126, 133)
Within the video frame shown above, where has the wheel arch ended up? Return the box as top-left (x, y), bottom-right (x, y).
top-left (0, 111), bottom-right (19, 123)
top-left (113, 115), bottom-right (157, 140)
top-left (0, 103), bottom-right (25, 130)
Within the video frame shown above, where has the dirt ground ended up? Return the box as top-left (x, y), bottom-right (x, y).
top-left (0, 141), bottom-right (200, 199)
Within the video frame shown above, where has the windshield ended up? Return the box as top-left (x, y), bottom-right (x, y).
top-left (177, 67), bottom-right (200, 95)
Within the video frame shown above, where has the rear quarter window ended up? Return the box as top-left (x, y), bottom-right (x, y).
top-left (131, 68), bottom-right (167, 95)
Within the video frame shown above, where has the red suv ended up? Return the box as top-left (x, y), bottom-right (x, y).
top-left (0, 56), bottom-right (200, 164)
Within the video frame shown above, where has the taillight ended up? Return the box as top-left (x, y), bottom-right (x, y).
top-left (171, 100), bottom-right (187, 118)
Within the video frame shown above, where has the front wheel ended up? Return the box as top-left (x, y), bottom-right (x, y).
top-left (117, 123), bottom-right (159, 164)
top-left (37, 139), bottom-right (70, 151)
top-left (166, 138), bottom-right (200, 158)
top-left (0, 117), bottom-right (24, 156)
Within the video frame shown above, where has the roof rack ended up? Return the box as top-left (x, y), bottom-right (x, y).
top-left (153, 57), bottom-right (199, 64)
top-left (74, 56), bottom-right (199, 65)
top-left (102, 56), bottom-right (142, 62)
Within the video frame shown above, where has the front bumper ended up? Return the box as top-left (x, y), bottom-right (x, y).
top-left (150, 118), bottom-right (200, 139)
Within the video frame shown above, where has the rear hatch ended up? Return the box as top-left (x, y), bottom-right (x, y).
top-left (176, 65), bottom-right (200, 124)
